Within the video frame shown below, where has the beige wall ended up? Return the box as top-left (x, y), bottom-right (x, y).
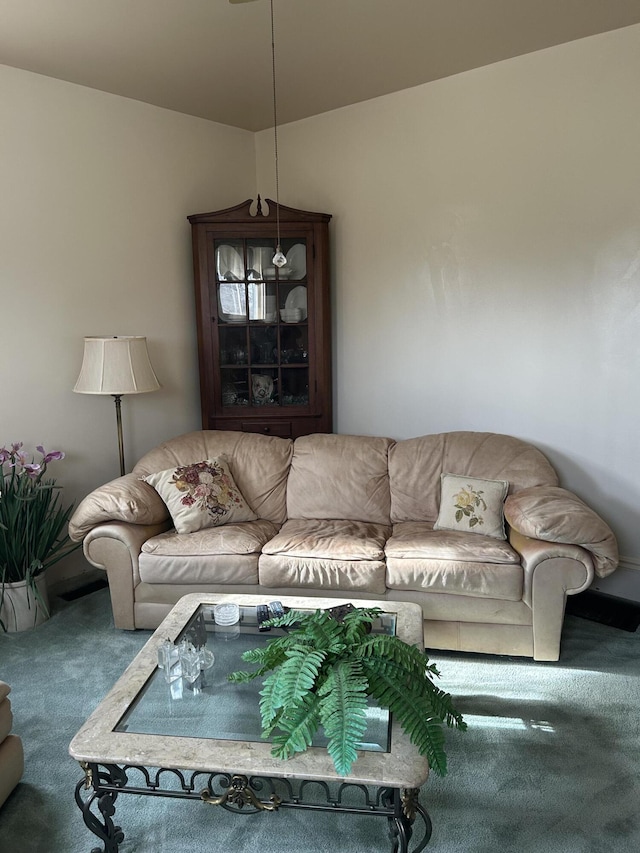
top-left (255, 24), bottom-right (640, 591)
top-left (0, 64), bottom-right (255, 586)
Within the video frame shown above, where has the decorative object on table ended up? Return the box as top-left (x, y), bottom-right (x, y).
top-left (157, 638), bottom-right (181, 684)
top-left (213, 602), bottom-right (240, 626)
top-left (157, 636), bottom-right (215, 691)
top-left (0, 443), bottom-right (79, 632)
top-left (228, 606), bottom-right (466, 776)
top-left (73, 336), bottom-right (160, 477)
top-left (213, 602), bottom-right (241, 640)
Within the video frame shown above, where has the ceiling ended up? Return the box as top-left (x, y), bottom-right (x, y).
top-left (2, 0), bottom-right (640, 132)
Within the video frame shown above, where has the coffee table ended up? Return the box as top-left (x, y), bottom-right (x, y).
top-left (70, 594), bottom-right (432, 852)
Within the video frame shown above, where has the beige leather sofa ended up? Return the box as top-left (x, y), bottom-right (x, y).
top-left (0, 682), bottom-right (23, 808)
top-left (69, 430), bottom-right (618, 661)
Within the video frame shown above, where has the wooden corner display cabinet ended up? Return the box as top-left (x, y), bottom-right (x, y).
top-left (188, 198), bottom-right (332, 438)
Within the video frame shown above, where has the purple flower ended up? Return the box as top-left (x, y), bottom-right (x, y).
top-left (10, 442), bottom-right (23, 453)
top-left (0, 448), bottom-right (10, 465)
top-left (36, 446), bottom-right (65, 463)
top-left (13, 450), bottom-right (28, 467)
top-left (23, 463), bottom-right (42, 479)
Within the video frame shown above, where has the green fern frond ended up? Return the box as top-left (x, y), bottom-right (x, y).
top-left (289, 610), bottom-right (348, 654)
top-left (355, 634), bottom-right (436, 678)
top-left (318, 660), bottom-right (369, 776)
top-left (260, 707), bottom-right (284, 738)
top-left (341, 607), bottom-right (383, 644)
top-left (240, 647), bottom-right (271, 664)
top-left (259, 666), bottom-right (292, 726)
top-left (228, 637), bottom-right (290, 685)
top-left (425, 687), bottom-right (467, 730)
top-left (270, 693), bottom-right (322, 760)
top-left (364, 655), bottom-right (466, 730)
top-left (282, 645), bottom-right (326, 693)
top-left (361, 657), bottom-right (453, 776)
top-left (227, 670), bottom-right (257, 684)
top-left (240, 636), bottom-right (290, 670)
top-left (259, 645), bottom-right (326, 727)
top-left (261, 609), bottom-right (309, 630)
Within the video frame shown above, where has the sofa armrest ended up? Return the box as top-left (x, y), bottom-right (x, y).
top-left (83, 520), bottom-right (170, 629)
top-left (509, 528), bottom-right (595, 660)
top-left (69, 474), bottom-right (169, 542)
top-left (504, 486), bottom-right (618, 578)
top-left (509, 528), bottom-right (595, 604)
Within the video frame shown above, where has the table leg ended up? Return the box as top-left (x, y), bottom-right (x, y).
top-left (384, 788), bottom-right (433, 853)
top-left (74, 763), bottom-right (127, 853)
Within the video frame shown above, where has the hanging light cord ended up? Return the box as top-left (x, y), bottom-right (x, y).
top-left (270, 0), bottom-right (285, 265)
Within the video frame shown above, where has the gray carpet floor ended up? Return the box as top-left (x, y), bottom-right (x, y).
top-left (0, 587), bottom-right (638, 852)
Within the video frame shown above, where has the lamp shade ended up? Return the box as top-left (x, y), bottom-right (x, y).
top-left (73, 336), bottom-right (160, 395)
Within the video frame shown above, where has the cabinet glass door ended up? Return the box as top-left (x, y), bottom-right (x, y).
top-left (214, 237), bottom-right (309, 411)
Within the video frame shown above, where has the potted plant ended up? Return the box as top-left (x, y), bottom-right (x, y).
top-left (229, 605), bottom-right (466, 777)
top-left (0, 442), bottom-right (79, 632)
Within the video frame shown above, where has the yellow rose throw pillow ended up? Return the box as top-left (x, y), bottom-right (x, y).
top-left (434, 473), bottom-right (509, 540)
top-left (143, 457), bottom-right (257, 534)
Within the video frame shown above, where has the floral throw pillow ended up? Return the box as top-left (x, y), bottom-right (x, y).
top-left (434, 473), bottom-right (509, 540)
top-left (142, 457), bottom-right (257, 535)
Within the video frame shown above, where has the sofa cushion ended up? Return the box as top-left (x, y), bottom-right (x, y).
top-left (142, 519), bottom-right (278, 557)
top-left (385, 556), bottom-right (523, 601)
top-left (134, 430), bottom-right (293, 524)
top-left (138, 519), bottom-right (278, 585)
top-left (385, 522), bottom-right (519, 563)
top-left (139, 552), bottom-right (260, 585)
top-left (259, 554), bottom-right (387, 595)
top-left (286, 434), bottom-right (393, 524)
top-left (262, 518), bottom-right (391, 561)
top-left (143, 457), bottom-right (257, 534)
top-left (434, 473), bottom-right (509, 540)
top-left (389, 431), bottom-right (559, 524)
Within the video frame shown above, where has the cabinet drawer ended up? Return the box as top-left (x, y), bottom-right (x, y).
top-left (241, 421), bottom-right (292, 437)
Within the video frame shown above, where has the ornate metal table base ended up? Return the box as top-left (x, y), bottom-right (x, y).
top-left (75, 762), bottom-right (432, 853)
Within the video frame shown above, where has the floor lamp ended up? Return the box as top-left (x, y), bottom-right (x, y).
top-left (74, 336), bottom-right (160, 476)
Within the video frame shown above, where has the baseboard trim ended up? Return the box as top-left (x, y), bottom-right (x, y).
top-left (48, 568), bottom-right (104, 598)
top-left (566, 589), bottom-right (640, 632)
top-left (592, 555), bottom-right (640, 604)
top-left (58, 577), bottom-right (109, 602)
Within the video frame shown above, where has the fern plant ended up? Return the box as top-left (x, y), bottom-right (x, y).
top-left (228, 606), bottom-right (466, 777)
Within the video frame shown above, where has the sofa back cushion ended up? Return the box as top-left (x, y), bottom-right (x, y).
top-left (133, 430), bottom-right (293, 525)
top-left (388, 431), bottom-right (559, 524)
top-left (287, 434), bottom-right (393, 524)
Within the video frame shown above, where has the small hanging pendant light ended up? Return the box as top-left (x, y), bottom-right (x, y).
top-left (269, 0), bottom-right (287, 267)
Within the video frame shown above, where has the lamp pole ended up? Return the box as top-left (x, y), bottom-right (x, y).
top-left (113, 394), bottom-right (125, 477)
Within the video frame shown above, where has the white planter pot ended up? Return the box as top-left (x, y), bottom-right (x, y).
top-left (0, 574), bottom-right (50, 632)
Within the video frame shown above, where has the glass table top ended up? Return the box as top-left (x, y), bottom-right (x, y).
top-left (115, 604), bottom-right (395, 754)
